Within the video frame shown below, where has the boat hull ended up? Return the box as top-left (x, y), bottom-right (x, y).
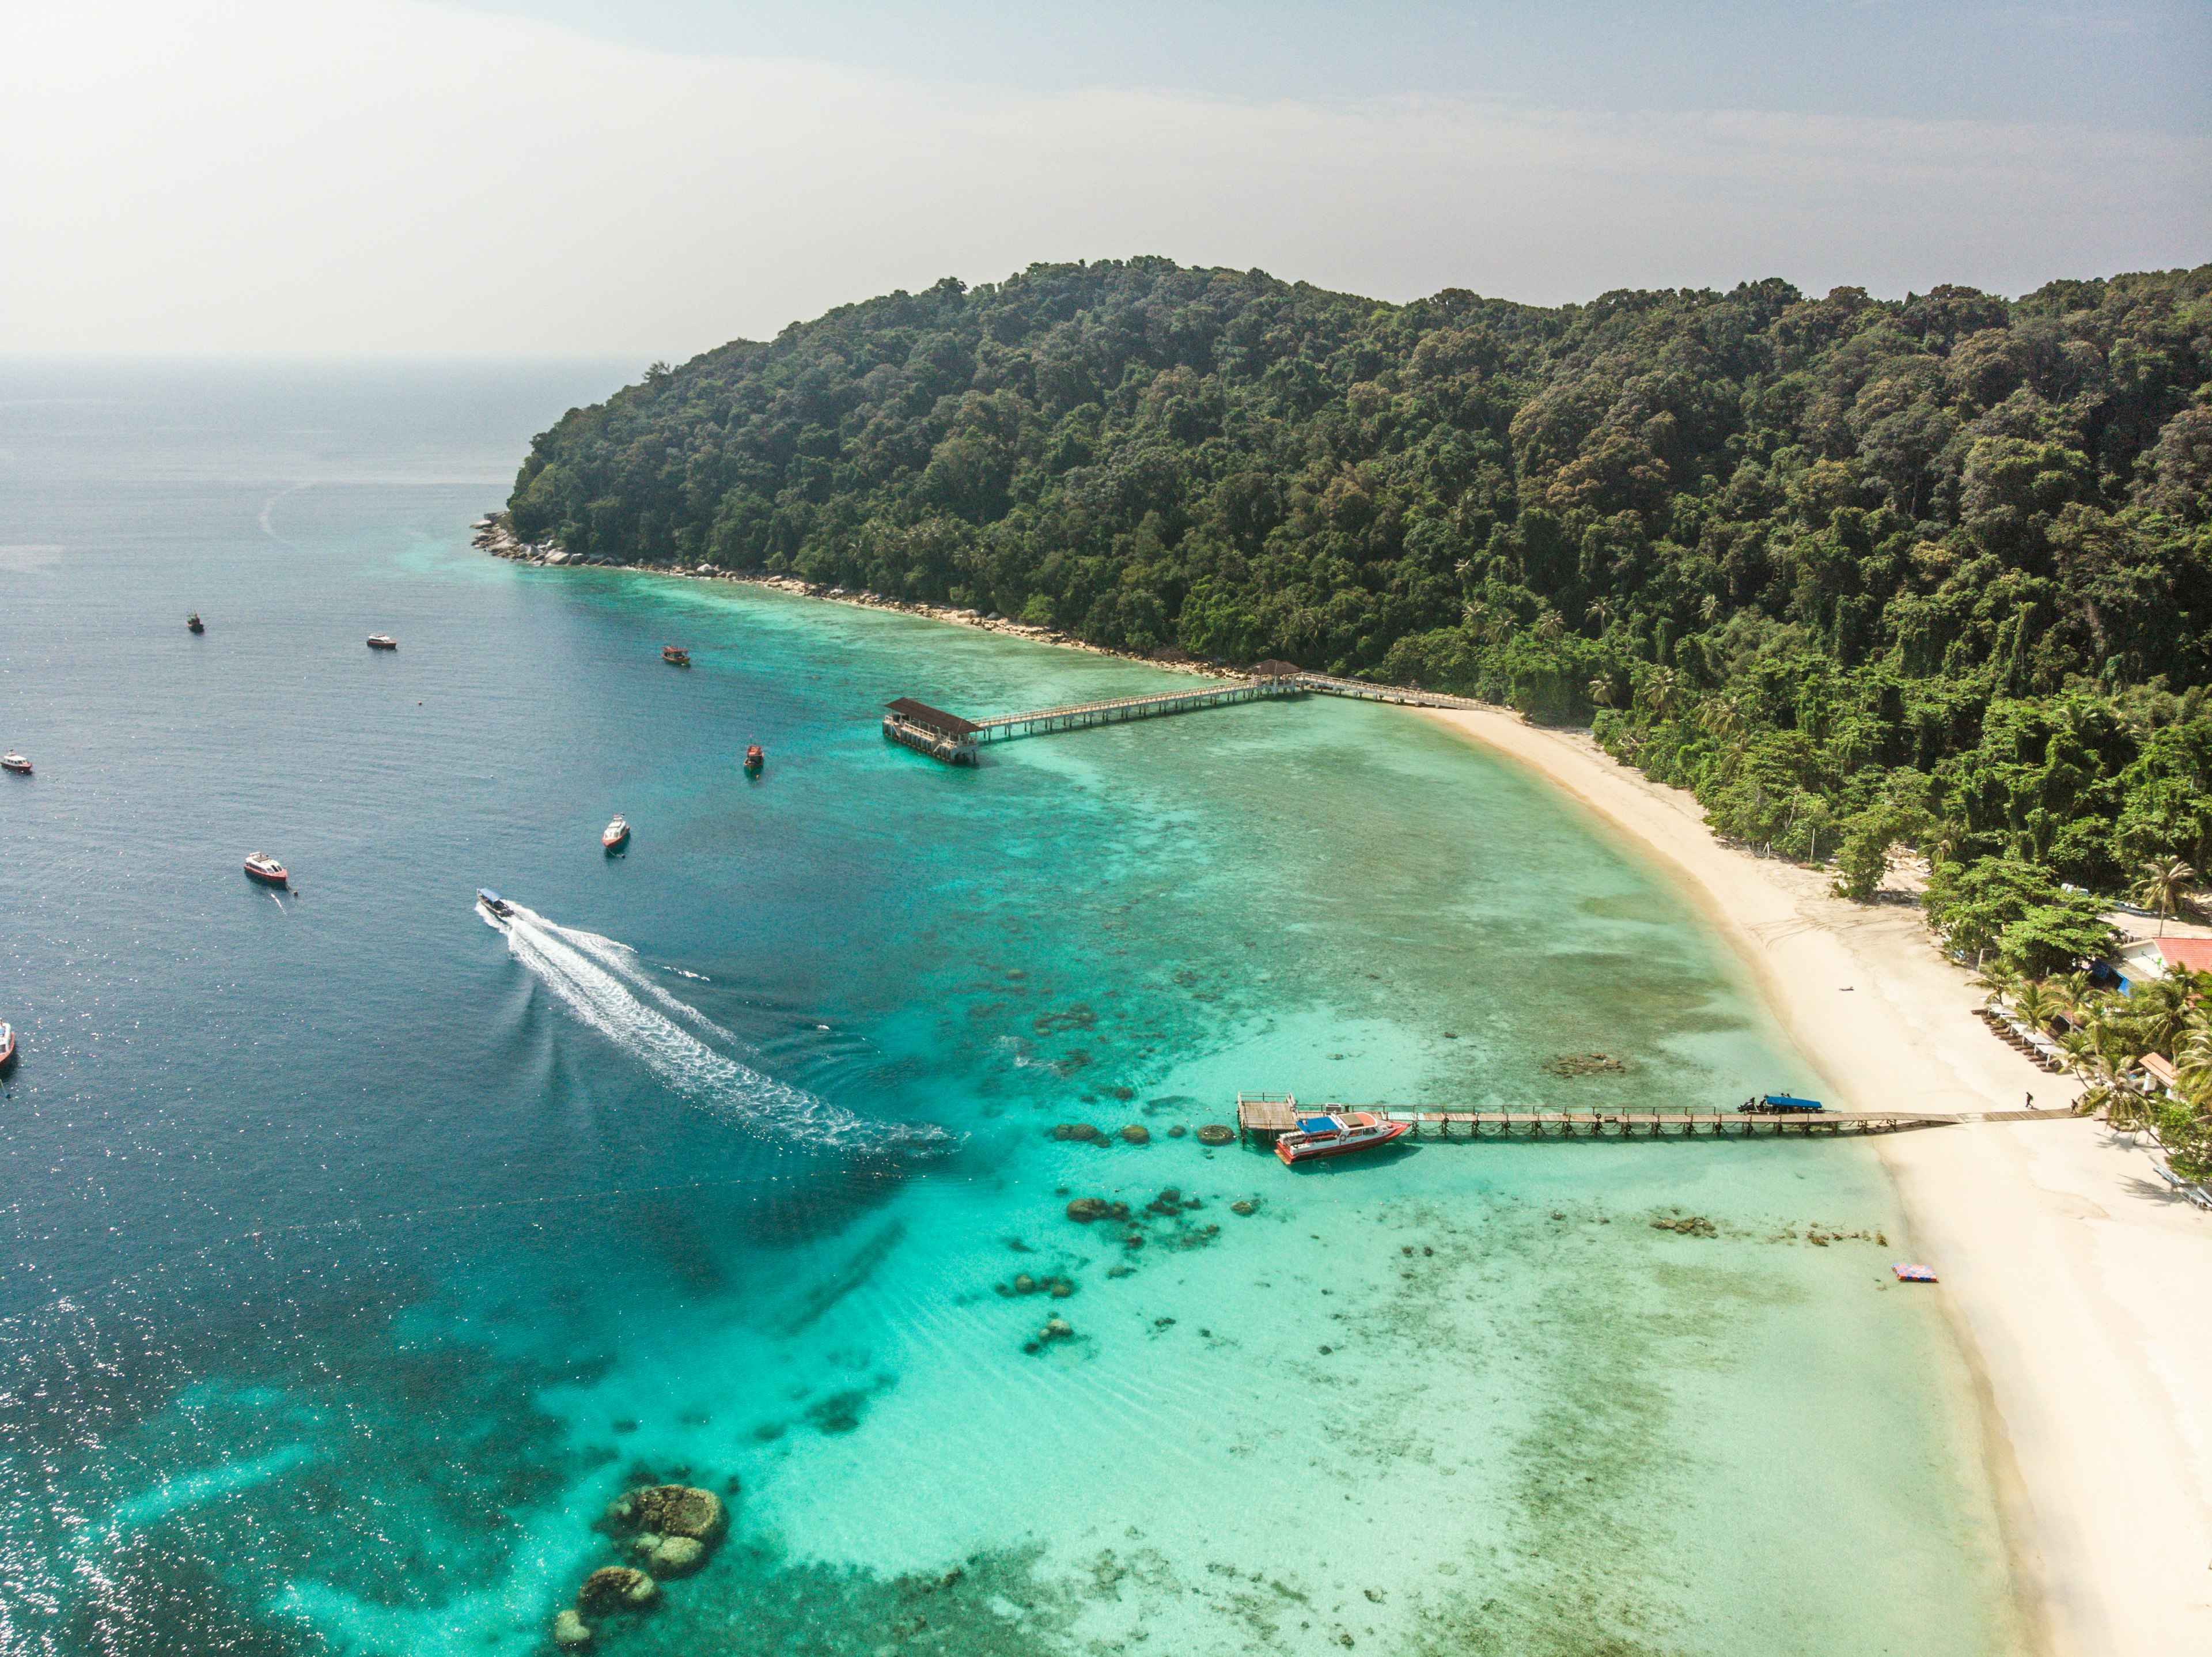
top-left (0, 1031), bottom-right (16, 1071)
top-left (1275, 1120), bottom-right (1411, 1164)
top-left (244, 864), bottom-right (288, 887)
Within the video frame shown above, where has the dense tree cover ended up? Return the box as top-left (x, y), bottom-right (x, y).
top-left (1988, 966), bottom-right (2212, 1180)
top-left (507, 257), bottom-right (2212, 932)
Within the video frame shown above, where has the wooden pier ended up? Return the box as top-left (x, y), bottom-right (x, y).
top-left (884, 664), bottom-right (1490, 766)
top-left (971, 678), bottom-right (1300, 743)
top-left (1234, 1091), bottom-right (1948, 1143)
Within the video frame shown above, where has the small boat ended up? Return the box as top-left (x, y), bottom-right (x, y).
top-left (1, 752), bottom-right (29, 775)
top-left (1275, 1109), bottom-right (1412, 1166)
top-left (601, 815), bottom-right (630, 852)
top-left (662, 645), bottom-right (690, 667)
top-left (476, 887), bottom-right (513, 920)
top-left (0, 1023), bottom-right (16, 1072)
top-left (367, 634), bottom-right (399, 650)
top-left (186, 612), bottom-right (204, 633)
top-left (244, 852), bottom-right (289, 887)
top-left (744, 744), bottom-right (765, 775)
top-left (1738, 1092), bottom-right (1824, 1115)
top-left (1892, 1263), bottom-right (1938, 1283)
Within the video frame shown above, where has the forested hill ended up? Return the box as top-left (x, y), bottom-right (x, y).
top-left (507, 258), bottom-right (2212, 961)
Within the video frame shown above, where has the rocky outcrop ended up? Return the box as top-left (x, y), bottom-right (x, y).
top-left (552, 1609), bottom-right (594, 1648)
top-left (1196, 1124), bottom-right (1234, 1145)
top-left (577, 1567), bottom-right (658, 1614)
top-left (1119, 1124), bottom-right (1150, 1144)
top-left (606, 1484), bottom-right (727, 1542)
top-left (1051, 1123), bottom-right (1104, 1143)
top-left (1065, 1197), bottom-right (1130, 1223)
top-left (634, 1533), bottom-right (706, 1576)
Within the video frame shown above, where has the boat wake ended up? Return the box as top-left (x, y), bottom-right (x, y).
top-left (486, 902), bottom-right (955, 1157)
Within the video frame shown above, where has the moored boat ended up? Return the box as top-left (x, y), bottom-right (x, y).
top-left (476, 887), bottom-right (513, 920)
top-left (1738, 1092), bottom-right (1824, 1115)
top-left (186, 612), bottom-right (204, 633)
top-left (243, 852), bottom-right (289, 887)
top-left (1, 751), bottom-right (29, 775)
top-left (1274, 1109), bottom-right (1411, 1166)
top-left (0, 1022), bottom-right (16, 1072)
top-left (662, 645), bottom-right (690, 667)
top-left (601, 815), bottom-right (630, 852)
top-left (744, 744), bottom-right (765, 775)
top-left (367, 634), bottom-right (399, 650)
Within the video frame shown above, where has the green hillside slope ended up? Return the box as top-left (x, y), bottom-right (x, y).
top-left (507, 258), bottom-right (2212, 952)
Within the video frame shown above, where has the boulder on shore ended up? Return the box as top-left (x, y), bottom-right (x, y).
top-left (577, 1567), bottom-right (658, 1614)
top-left (552, 1609), bottom-right (594, 1648)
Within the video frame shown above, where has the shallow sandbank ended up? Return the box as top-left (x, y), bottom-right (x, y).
top-left (1422, 705), bottom-right (2212, 1657)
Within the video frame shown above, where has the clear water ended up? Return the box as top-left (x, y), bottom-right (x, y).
top-left (0, 364), bottom-right (2026, 1656)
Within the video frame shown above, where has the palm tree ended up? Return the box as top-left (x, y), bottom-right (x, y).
top-left (2133, 856), bottom-right (2195, 936)
top-left (1586, 595), bottom-right (1619, 632)
top-left (1971, 963), bottom-right (2020, 1008)
top-left (2013, 979), bottom-right (2064, 1034)
top-left (1699, 592), bottom-right (1722, 625)
top-left (1641, 665), bottom-right (1680, 720)
top-left (1586, 676), bottom-right (1615, 709)
top-left (1536, 609), bottom-right (1565, 641)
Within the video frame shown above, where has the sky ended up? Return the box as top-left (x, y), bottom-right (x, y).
top-left (1, 0), bottom-right (2205, 360)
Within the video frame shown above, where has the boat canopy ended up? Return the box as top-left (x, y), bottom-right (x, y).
top-left (1296, 1115), bottom-right (1345, 1133)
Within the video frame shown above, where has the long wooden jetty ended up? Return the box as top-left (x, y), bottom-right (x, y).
top-left (973, 678), bottom-right (1299, 742)
top-left (1236, 1091), bottom-right (1948, 1143)
top-left (884, 666), bottom-right (1494, 765)
top-left (1232, 1091), bottom-right (2079, 1144)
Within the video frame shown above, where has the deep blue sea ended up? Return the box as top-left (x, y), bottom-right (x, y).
top-left (0, 364), bottom-right (2025, 1656)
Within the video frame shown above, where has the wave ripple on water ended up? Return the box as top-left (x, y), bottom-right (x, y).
top-left (489, 903), bottom-right (956, 1157)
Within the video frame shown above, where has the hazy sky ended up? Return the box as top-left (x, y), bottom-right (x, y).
top-left (2, 0), bottom-right (2205, 360)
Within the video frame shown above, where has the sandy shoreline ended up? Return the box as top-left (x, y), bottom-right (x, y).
top-left (1422, 706), bottom-right (2212, 1657)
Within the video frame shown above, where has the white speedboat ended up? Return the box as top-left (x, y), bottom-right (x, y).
top-left (601, 815), bottom-right (630, 853)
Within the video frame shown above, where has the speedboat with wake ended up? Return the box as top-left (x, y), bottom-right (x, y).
top-left (602, 815), bottom-right (630, 852)
top-left (1275, 1109), bottom-right (1411, 1166)
top-left (476, 887), bottom-right (514, 921)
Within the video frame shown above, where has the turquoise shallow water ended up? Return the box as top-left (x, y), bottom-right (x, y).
top-left (0, 364), bottom-right (2025, 1655)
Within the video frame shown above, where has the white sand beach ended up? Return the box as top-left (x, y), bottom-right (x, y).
top-left (1424, 706), bottom-right (2212, 1657)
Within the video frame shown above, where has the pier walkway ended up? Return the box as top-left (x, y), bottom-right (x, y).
top-left (1233, 1091), bottom-right (2081, 1144)
top-left (1290, 673), bottom-right (1489, 711)
top-left (970, 678), bottom-right (1298, 743)
top-left (884, 668), bottom-right (1496, 764)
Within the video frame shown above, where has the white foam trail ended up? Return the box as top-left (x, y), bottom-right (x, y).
top-left (486, 903), bottom-right (953, 1156)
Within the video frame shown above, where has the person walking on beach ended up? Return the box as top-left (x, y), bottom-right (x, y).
top-left (2025, 1091), bottom-right (2033, 1110)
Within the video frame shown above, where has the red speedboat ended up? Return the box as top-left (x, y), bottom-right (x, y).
top-left (744, 744), bottom-right (765, 775)
top-left (244, 852), bottom-right (289, 887)
top-left (0, 1022), bottom-right (17, 1072)
top-left (367, 634), bottom-right (398, 650)
top-left (601, 815), bottom-right (630, 852)
top-left (2, 751), bottom-right (29, 775)
top-left (1275, 1109), bottom-right (1411, 1166)
top-left (662, 645), bottom-right (690, 667)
